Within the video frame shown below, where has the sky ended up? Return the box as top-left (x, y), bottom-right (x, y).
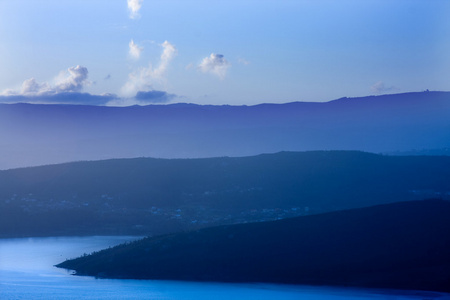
top-left (0, 0), bottom-right (449, 106)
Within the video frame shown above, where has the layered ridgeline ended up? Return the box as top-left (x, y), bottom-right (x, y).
top-left (57, 200), bottom-right (450, 293)
top-left (0, 91), bottom-right (449, 170)
top-left (1, 151), bottom-right (450, 237)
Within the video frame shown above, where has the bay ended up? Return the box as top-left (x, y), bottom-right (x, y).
top-left (0, 236), bottom-right (448, 300)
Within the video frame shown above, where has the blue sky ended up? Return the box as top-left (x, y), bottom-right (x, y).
top-left (0, 0), bottom-right (449, 105)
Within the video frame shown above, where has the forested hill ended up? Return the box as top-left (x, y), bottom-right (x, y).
top-left (57, 199), bottom-right (450, 293)
top-left (1, 151), bottom-right (450, 237)
top-left (1, 91), bottom-right (449, 170)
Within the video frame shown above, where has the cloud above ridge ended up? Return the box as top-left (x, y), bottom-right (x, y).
top-left (0, 65), bottom-right (117, 105)
top-left (199, 53), bottom-right (230, 79)
top-left (0, 62), bottom-right (180, 106)
top-left (2, 65), bottom-right (90, 97)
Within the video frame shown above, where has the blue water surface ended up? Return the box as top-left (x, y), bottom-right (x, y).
top-left (0, 236), bottom-right (448, 300)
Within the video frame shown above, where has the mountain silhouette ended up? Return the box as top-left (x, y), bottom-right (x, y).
top-left (0, 91), bottom-right (449, 169)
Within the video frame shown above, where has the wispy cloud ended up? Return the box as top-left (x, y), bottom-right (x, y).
top-left (371, 81), bottom-right (398, 94)
top-left (128, 0), bottom-right (143, 19)
top-left (122, 41), bottom-right (177, 97)
top-left (199, 53), bottom-right (230, 79)
top-left (185, 63), bottom-right (194, 70)
top-left (128, 39), bottom-right (143, 60)
top-left (238, 58), bottom-right (250, 65)
top-left (160, 41), bottom-right (177, 70)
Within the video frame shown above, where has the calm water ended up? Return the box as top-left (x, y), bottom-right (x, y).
top-left (0, 236), bottom-right (449, 300)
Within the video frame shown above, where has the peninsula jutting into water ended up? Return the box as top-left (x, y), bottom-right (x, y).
top-left (57, 200), bottom-right (450, 293)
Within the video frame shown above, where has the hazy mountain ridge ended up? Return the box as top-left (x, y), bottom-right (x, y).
top-left (1, 151), bottom-right (450, 237)
top-left (57, 199), bottom-right (450, 293)
top-left (1, 91), bottom-right (449, 170)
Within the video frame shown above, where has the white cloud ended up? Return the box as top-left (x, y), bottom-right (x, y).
top-left (21, 78), bottom-right (51, 95)
top-left (121, 41), bottom-right (177, 97)
top-left (1, 65), bottom-right (90, 97)
top-left (129, 39), bottom-right (143, 60)
top-left (199, 53), bottom-right (230, 79)
top-left (128, 0), bottom-right (143, 19)
top-left (0, 65), bottom-right (127, 105)
top-left (54, 65), bottom-right (89, 93)
top-left (371, 81), bottom-right (398, 94)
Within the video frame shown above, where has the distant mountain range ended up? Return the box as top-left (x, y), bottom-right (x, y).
top-left (57, 199), bottom-right (450, 293)
top-left (1, 91), bottom-right (449, 170)
top-left (1, 151), bottom-right (450, 237)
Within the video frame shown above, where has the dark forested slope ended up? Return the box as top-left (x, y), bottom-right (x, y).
top-left (57, 200), bottom-right (450, 292)
top-left (1, 151), bottom-right (450, 237)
